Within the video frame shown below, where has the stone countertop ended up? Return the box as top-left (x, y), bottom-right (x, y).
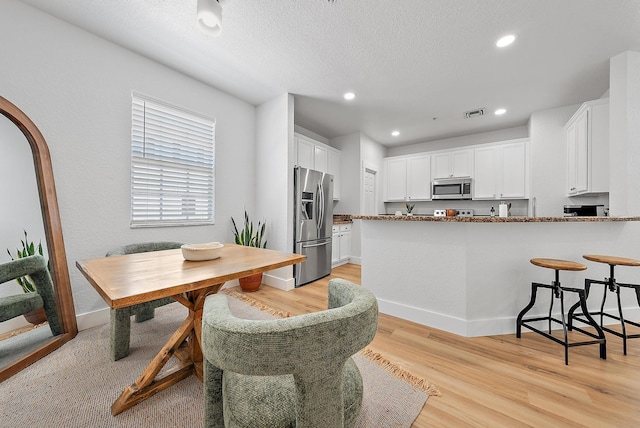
top-left (333, 214), bottom-right (353, 224)
top-left (352, 215), bottom-right (640, 223)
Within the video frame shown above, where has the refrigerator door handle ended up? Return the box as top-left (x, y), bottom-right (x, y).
top-left (317, 181), bottom-right (324, 230)
top-left (302, 240), bottom-right (331, 249)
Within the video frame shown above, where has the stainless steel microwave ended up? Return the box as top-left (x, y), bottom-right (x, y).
top-left (432, 177), bottom-right (472, 200)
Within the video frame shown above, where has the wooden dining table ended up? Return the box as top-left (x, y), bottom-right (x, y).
top-left (76, 244), bottom-right (305, 415)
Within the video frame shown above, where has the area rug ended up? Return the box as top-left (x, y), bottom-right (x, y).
top-left (0, 291), bottom-right (438, 427)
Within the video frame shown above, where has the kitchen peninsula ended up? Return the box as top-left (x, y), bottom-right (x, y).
top-left (354, 214), bottom-right (640, 337)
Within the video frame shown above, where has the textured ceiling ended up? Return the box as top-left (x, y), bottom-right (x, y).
top-left (16, 0), bottom-right (640, 147)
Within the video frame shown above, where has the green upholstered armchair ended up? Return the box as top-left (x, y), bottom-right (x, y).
top-left (106, 241), bottom-right (183, 361)
top-left (202, 278), bottom-right (379, 428)
top-left (0, 255), bottom-right (62, 336)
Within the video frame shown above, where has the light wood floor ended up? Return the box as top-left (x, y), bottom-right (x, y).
top-left (234, 264), bottom-right (640, 427)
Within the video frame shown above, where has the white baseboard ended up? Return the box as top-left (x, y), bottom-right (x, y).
top-left (263, 272), bottom-right (296, 291)
top-left (348, 256), bottom-right (362, 265)
top-left (377, 298), bottom-right (640, 337)
top-left (76, 307), bottom-right (109, 331)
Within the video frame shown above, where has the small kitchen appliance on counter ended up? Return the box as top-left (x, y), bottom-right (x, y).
top-left (563, 205), bottom-right (606, 217)
top-left (434, 209), bottom-right (475, 217)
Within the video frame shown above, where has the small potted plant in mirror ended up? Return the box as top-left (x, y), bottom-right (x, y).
top-left (406, 203), bottom-right (415, 216)
top-left (232, 210), bottom-right (267, 292)
top-left (6, 230), bottom-right (49, 325)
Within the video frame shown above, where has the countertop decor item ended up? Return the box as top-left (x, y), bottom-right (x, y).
top-left (446, 209), bottom-right (456, 217)
top-left (406, 203), bottom-right (415, 216)
top-left (181, 242), bottom-right (223, 261)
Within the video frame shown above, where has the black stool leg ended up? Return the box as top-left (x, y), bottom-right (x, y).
top-left (577, 288), bottom-right (607, 360)
top-left (548, 288), bottom-right (555, 334)
top-left (614, 282), bottom-right (628, 355)
top-left (568, 279), bottom-right (593, 330)
top-left (558, 287), bottom-right (569, 365)
top-left (517, 282), bottom-right (539, 338)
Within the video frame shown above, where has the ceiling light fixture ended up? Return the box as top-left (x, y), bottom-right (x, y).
top-left (197, 0), bottom-right (223, 37)
top-left (343, 92), bottom-right (356, 101)
top-left (391, 130), bottom-right (400, 137)
top-left (496, 34), bottom-right (516, 48)
top-left (495, 108), bottom-right (507, 115)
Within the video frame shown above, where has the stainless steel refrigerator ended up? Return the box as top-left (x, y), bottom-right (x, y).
top-left (293, 166), bottom-right (333, 287)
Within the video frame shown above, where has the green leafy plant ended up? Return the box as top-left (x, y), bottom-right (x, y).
top-left (6, 230), bottom-right (47, 293)
top-left (405, 203), bottom-right (415, 214)
top-left (231, 210), bottom-right (267, 248)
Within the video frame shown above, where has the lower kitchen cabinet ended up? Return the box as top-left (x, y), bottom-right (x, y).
top-left (332, 224), bottom-right (352, 267)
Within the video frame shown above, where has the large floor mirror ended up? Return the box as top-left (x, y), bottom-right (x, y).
top-left (0, 96), bottom-right (77, 382)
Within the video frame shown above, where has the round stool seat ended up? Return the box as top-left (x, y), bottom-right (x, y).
top-left (583, 254), bottom-right (640, 267)
top-left (530, 258), bottom-right (587, 271)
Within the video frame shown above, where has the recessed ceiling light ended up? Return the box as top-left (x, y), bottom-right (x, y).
top-left (391, 130), bottom-right (400, 137)
top-left (495, 108), bottom-right (507, 115)
top-left (496, 35), bottom-right (516, 48)
top-left (343, 92), bottom-right (356, 100)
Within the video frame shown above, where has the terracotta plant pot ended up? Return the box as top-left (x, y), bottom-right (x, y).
top-left (238, 273), bottom-right (263, 292)
top-left (24, 307), bottom-right (47, 325)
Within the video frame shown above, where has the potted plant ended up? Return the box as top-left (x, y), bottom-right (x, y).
top-left (6, 230), bottom-right (49, 325)
top-left (232, 210), bottom-right (267, 292)
top-left (406, 203), bottom-right (415, 216)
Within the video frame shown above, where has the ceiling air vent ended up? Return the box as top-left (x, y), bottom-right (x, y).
top-left (464, 108), bottom-right (486, 119)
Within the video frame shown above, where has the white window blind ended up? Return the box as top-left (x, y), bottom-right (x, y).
top-left (130, 94), bottom-right (215, 227)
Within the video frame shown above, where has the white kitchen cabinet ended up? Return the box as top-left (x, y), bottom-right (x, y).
top-left (331, 226), bottom-right (340, 265)
top-left (383, 154), bottom-right (430, 202)
top-left (331, 224), bottom-right (351, 267)
top-left (431, 149), bottom-right (473, 179)
top-left (473, 140), bottom-right (528, 200)
top-left (565, 99), bottom-right (608, 196)
top-left (314, 144), bottom-right (328, 173)
top-left (295, 133), bottom-right (341, 200)
top-left (296, 136), bottom-right (315, 170)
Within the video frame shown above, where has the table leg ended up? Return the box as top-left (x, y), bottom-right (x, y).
top-left (110, 284), bottom-right (223, 415)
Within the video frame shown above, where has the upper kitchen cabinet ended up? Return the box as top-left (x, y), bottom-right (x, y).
top-left (474, 139), bottom-right (529, 200)
top-left (383, 154), bottom-right (431, 202)
top-left (431, 149), bottom-right (473, 179)
top-left (565, 98), bottom-right (609, 196)
top-left (294, 133), bottom-right (341, 200)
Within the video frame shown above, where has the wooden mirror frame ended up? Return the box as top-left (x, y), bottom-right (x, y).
top-left (0, 96), bottom-right (78, 382)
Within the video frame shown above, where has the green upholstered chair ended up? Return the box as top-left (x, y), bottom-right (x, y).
top-left (202, 278), bottom-right (379, 428)
top-left (0, 255), bottom-right (62, 336)
top-left (106, 241), bottom-right (183, 361)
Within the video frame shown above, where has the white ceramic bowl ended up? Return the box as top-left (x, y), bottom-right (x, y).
top-left (181, 242), bottom-right (224, 261)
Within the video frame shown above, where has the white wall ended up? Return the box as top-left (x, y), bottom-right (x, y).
top-left (256, 94), bottom-right (296, 289)
top-left (330, 132), bottom-right (359, 216)
top-left (386, 125), bottom-right (528, 157)
top-left (0, 1), bottom-right (256, 315)
top-left (293, 124), bottom-right (329, 145)
top-left (610, 51), bottom-right (640, 216)
top-left (528, 104), bottom-right (580, 217)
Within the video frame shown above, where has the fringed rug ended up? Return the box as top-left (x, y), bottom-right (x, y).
top-left (0, 290), bottom-right (438, 427)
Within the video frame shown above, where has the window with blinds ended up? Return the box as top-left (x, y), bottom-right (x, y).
top-left (130, 94), bottom-right (215, 227)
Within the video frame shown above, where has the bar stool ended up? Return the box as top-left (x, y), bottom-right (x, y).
top-left (568, 255), bottom-right (640, 355)
top-left (516, 258), bottom-right (606, 365)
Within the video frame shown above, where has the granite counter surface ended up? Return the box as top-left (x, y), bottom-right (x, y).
top-left (352, 215), bottom-right (640, 223)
